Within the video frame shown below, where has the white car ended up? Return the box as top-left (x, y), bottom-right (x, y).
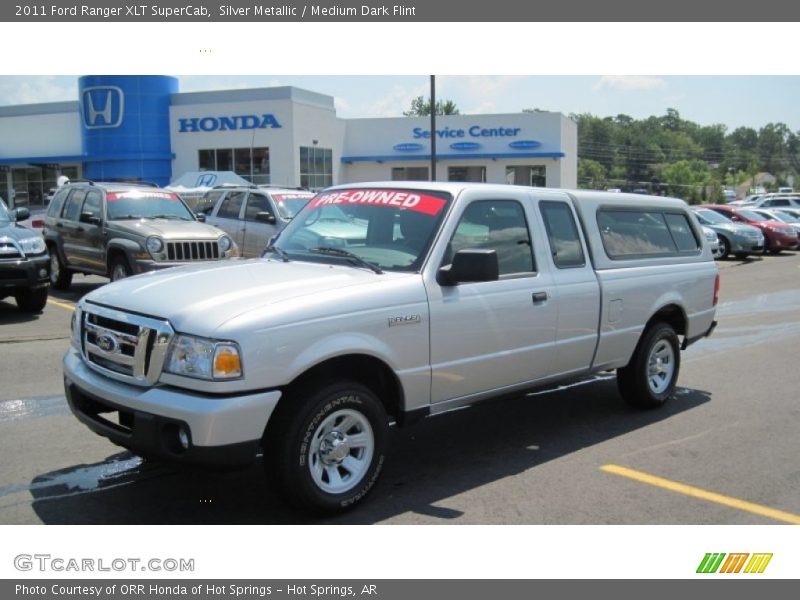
top-left (702, 225), bottom-right (722, 258)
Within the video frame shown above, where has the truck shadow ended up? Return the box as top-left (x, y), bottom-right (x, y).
top-left (28, 377), bottom-right (711, 524)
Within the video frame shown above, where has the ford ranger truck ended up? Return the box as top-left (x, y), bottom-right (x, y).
top-left (64, 183), bottom-right (718, 513)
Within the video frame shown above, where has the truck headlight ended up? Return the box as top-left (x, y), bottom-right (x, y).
top-left (146, 236), bottom-right (164, 255)
top-left (164, 334), bottom-right (242, 380)
top-left (19, 236), bottom-right (46, 255)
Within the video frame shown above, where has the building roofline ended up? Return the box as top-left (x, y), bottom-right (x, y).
top-left (170, 86), bottom-right (335, 110)
top-left (0, 101), bottom-right (79, 118)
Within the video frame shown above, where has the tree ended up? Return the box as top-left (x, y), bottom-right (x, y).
top-left (578, 159), bottom-right (607, 190)
top-left (403, 96), bottom-right (460, 116)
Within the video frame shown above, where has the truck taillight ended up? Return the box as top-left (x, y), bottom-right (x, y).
top-left (713, 273), bottom-right (720, 306)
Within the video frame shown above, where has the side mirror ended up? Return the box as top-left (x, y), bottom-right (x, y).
top-left (79, 212), bottom-right (101, 226)
top-left (12, 207), bottom-right (30, 222)
top-left (195, 213), bottom-right (206, 223)
top-left (437, 248), bottom-right (499, 286)
top-left (256, 211), bottom-right (276, 224)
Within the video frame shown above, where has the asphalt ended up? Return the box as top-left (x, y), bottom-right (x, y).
top-left (0, 253), bottom-right (798, 524)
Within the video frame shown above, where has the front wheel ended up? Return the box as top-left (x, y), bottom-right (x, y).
top-left (717, 236), bottom-right (730, 259)
top-left (617, 322), bottom-right (680, 409)
top-left (49, 250), bottom-right (72, 290)
top-left (109, 256), bottom-right (132, 282)
top-left (15, 287), bottom-right (48, 313)
top-left (263, 380), bottom-right (388, 514)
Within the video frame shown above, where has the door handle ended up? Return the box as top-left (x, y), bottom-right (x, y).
top-left (532, 291), bottom-right (548, 304)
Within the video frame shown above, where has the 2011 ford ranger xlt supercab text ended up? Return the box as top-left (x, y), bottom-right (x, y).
top-left (64, 183), bottom-right (719, 513)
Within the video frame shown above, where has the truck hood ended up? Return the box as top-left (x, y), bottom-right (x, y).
top-left (83, 258), bottom-right (414, 335)
top-left (109, 218), bottom-right (224, 240)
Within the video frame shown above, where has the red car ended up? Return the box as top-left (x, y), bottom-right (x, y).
top-left (705, 204), bottom-right (799, 254)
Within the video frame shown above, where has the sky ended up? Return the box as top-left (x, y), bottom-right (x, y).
top-left (1, 75), bottom-right (799, 132)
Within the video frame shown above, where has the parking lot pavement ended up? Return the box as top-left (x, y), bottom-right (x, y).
top-left (1, 255), bottom-right (799, 524)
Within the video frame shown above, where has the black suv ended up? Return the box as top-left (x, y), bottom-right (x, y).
top-left (0, 203), bottom-right (50, 313)
top-left (43, 180), bottom-right (238, 290)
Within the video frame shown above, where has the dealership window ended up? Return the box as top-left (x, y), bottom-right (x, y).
top-left (198, 148), bottom-right (270, 184)
top-left (300, 146), bottom-right (333, 190)
top-left (392, 167), bottom-right (429, 181)
top-left (448, 166), bottom-right (486, 183)
top-left (9, 165), bottom-right (71, 208)
top-left (506, 166), bottom-right (546, 187)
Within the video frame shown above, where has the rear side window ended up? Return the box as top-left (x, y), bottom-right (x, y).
top-left (217, 191), bottom-right (245, 219)
top-left (599, 210), bottom-right (683, 258)
top-left (664, 213), bottom-right (700, 252)
top-left (540, 201), bottom-right (586, 268)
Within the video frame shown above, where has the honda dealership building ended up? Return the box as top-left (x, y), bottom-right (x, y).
top-left (0, 75), bottom-right (577, 208)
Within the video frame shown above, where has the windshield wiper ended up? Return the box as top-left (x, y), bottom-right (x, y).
top-left (151, 214), bottom-right (182, 220)
top-left (263, 245), bottom-right (290, 262)
top-left (309, 247), bottom-right (383, 274)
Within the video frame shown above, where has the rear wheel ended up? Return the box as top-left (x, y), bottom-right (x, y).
top-left (617, 322), bottom-right (680, 409)
top-left (15, 287), bottom-right (48, 313)
top-left (263, 380), bottom-right (388, 514)
top-left (49, 250), bottom-right (72, 290)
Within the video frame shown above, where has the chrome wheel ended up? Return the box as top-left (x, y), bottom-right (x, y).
top-left (308, 408), bottom-right (374, 494)
top-left (647, 339), bottom-right (675, 395)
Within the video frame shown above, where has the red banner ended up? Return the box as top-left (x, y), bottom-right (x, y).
top-left (308, 189), bottom-right (447, 216)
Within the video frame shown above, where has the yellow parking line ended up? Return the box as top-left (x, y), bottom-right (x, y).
top-left (47, 298), bottom-right (76, 312)
top-left (600, 464), bottom-right (800, 525)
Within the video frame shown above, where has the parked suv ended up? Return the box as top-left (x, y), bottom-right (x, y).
top-left (64, 183), bottom-right (718, 513)
top-left (0, 204), bottom-right (49, 313)
top-left (43, 181), bottom-right (238, 289)
top-left (200, 185), bottom-right (315, 257)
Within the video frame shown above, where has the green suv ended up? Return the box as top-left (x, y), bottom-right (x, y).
top-left (43, 181), bottom-right (238, 289)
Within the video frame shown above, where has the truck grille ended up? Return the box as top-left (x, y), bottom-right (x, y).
top-left (165, 240), bottom-right (220, 262)
top-left (79, 303), bottom-right (174, 386)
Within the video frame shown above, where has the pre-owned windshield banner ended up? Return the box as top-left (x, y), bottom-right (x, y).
top-left (5, 0), bottom-right (798, 21)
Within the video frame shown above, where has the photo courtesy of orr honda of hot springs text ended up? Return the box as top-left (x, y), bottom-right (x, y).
top-left (64, 182), bottom-right (719, 513)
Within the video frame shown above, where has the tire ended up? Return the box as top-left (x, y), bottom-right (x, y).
top-left (15, 287), bottom-right (48, 313)
top-left (109, 256), bottom-right (132, 282)
top-left (263, 380), bottom-right (388, 514)
top-left (717, 236), bottom-right (730, 259)
top-left (617, 322), bottom-right (680, 409)
top-left (49, 250), bottom-right (72, 290)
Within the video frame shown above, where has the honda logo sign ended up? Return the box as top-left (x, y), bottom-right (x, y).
top-left (81, 86), bottom-right (124, 129)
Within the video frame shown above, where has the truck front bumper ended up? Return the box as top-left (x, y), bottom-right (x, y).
top-left (64, 348), bottom-right (282, 468)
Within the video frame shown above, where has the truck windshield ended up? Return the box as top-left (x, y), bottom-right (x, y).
top-left (271, 188), bottom-right (452, 272)
top-left (106, 191), bottom-right (195, 221)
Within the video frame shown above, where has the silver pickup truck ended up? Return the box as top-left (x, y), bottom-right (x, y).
top-left (64, 182), bottom-right (718, 513)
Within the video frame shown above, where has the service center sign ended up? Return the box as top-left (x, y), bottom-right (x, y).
top-left (309, 189), bottom-right (447, 216)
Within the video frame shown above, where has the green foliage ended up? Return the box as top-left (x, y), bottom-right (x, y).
top-left (403, 96), bottom-right (460, 116)
top-left (573, 108), bottom-right (800, 198)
